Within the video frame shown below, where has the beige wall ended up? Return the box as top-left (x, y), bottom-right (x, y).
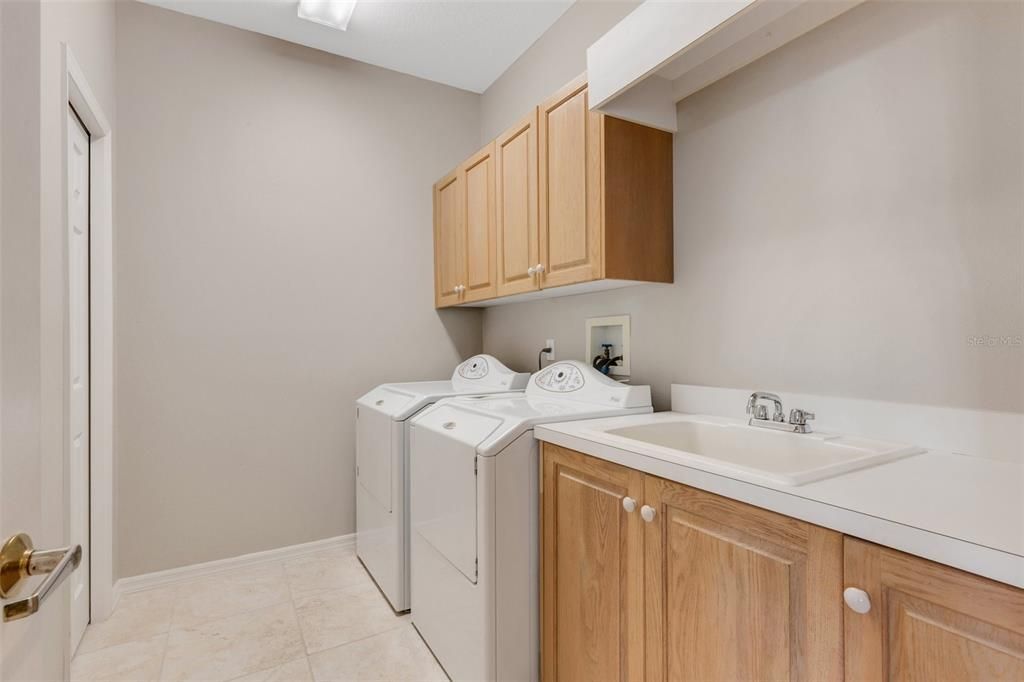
top-left (1, 0), bottom-right (116, 676)
top-left (115, 2), bottom-right (481, 577)
top-left (482, 1), bottom-right (1024, 416)
top-left (479, 0), bottom-right (638, 143)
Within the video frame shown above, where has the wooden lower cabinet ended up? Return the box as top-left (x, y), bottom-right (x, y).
top-left (644, 476), bottom-right (843, 681)
top-left (541, 444), bottom-right (645, 682)
top-left (844, 538), bottom-right (1024, 681)
top-left (541, 444), bottom-right (1024, 682)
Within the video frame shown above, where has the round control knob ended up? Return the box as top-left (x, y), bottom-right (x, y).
top-left (622, 497), bottom-right (637, 513)
top-left (843, 587), bottom-right (872, 614)
top-left (640, 505), bottom-right (656, 523)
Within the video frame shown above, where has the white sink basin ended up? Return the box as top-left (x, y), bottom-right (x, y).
top-left (602, 416), bottom-right (923, 486)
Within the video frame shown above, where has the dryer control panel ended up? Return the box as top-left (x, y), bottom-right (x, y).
top-left (527, 361), bottom-right (651, 408)
top-left (451, 355), bottom-right (531, 392)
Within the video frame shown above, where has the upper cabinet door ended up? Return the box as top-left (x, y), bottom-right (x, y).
top-left (495, 111), bottom-right (540, 297)
top-left (462, 143), bottom-right (497, 303)
top-left (538, 75), bottom-right (603, 289)
top-left (433, 170), bottom-right (464, 307)
top-left (844, 538), bottom-right (1024, 682)
top-left (541, 443), bottom-right (645, 682)
top-left (643, 476), bottom-right (844, 682)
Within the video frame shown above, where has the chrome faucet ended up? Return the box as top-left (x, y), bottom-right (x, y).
top-left (746, 391), bottom-right (816, 434)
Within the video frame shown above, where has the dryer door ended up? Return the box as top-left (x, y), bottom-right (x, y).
top-left (410, 405), bottom-right (502, 583)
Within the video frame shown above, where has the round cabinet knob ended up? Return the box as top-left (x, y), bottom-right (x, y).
top-left (843, 587), bottom-right (872, 614)
top-left (527, 266), bottom-right (536, 276)
top-left (622, 497), bottom-right (637, 513)
top-left (640, 505), bottom-right (656, 523)
top-left (535, 263), bottom-right (545, 273)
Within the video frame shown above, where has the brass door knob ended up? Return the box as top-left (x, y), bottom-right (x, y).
top-left (0, 532), bottom-right (82, 621)
top-left (0, 533), bottom-right (33, 598)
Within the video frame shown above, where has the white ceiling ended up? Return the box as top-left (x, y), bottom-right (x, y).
top-left (139, 0), bottom-right (575, 92)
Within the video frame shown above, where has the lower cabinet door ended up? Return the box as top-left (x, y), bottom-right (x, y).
top-left (643, 476), bottom-right (844, 682)
top-left (541, 444), bottom-right (645, 682)
top-left (844, 538), bottom-right (1024, 681)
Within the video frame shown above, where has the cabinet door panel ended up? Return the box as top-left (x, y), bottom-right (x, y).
top-left (844, 538), bottom-right (1024, 682)
top-left (666, 509), bottom-right (796, 680)
top-left (541, 444), bottom-right (644, 682)
top-left (463, 144), bottom-right (497, 303)
top-left (644, 477), bottom-right (843, 682)
top-left (538, 75), bottom-right (602, 289)
top-left (433, 170), bottom-right (464, 307)
top-left (496, 112), bottom-right (539, 296)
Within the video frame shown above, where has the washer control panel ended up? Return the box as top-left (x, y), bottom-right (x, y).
top-left (533, 364), bottom-right (585, 393)
top-left (526, 360), bottom-right (652, 409)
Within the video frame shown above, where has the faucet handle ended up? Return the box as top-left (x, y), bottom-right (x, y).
top-left (789, 408), bottom-right (815, 426)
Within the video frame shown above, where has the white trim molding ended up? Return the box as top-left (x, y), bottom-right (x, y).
top-left (63, 44), bottom-right (115, 624)
top-left (115, 534), bottom-right (356, 599)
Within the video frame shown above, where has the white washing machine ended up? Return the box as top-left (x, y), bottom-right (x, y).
top-left (409, 361), bottom-right (652, 681)
top-left (356, 355), bottom-right (530, 612)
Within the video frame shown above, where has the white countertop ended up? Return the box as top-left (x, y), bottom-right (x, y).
top-left (536, 411), bottom-right (1024, 589)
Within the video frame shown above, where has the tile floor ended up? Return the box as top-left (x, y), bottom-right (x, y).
top-left (71, 546), bottom-right (447, 681)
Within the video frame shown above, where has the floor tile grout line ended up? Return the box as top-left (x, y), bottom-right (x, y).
top-left (76, 577), bottom-right (299, 659)
top-left (77, 549), bottom-right (360, 680)
top-left (73, 581), bottom-right (182, 660)
top-left (304, 612), bottom-right (412, 660)
top-left (74, 627), bottom-right (170, 659)
top-left (71, 628), bottom-right (171, 665)
top-left (222, 654), bottom-right (310, 682)
top-left (296, 556), bottom-right (414, 664)
top-left (155, 631), bottom-right (171, 682)
top-left (170, 592), bottom-right (294, 632)
top-left (285, 560), bottom-right (316, 660)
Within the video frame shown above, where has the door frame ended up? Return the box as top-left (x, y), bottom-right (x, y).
top-left (62, 44), bottom-right (115, 625)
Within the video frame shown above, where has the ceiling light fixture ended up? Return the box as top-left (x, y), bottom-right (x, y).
top-left (297, 0), bottom-right (357, 31)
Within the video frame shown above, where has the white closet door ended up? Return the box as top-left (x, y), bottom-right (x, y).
top-left (68, 105), bottom-right (91, 653)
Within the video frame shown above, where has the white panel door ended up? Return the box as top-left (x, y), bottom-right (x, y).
top-left (68, 105), bottom-right (90, 653)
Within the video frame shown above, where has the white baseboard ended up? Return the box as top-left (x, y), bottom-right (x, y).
top-left (113, 533), bottom-right (355, 599)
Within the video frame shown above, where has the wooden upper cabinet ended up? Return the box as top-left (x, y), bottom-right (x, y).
top-left (541, 443), bottom-right (645, 682)
top-left (462, 143), bottom-right (497, 303)
top-left (537, 74), bottom-right (674, 291)
top-left (433, 169), bottom-right (464, 307)
top-left (434, 74), bottom-right (673, 307)
top-left (844, 538), bottom-right (1024, 682)
top-left (538, 74), bottom-right (603, 289)
top-left (433, 144), bottom-right (498, 307)
top-left (644, 477), bottom-right (844, 682)
top-left (496, 111), bottom-right (540, 297)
